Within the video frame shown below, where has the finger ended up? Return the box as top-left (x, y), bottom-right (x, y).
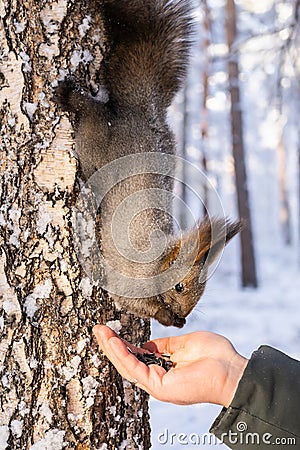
top-left (106, 336), bottom-right (167, 397)
top-left (93, 324), bottom-right (144, 354)
top-left (93, 324), bottom-right (117, 343)
top-left (93, 326), bottom-right (148, 379)
top-left (93, 324), bottom-right (157, 361)
top-left (143, 334), bottom-right (187, 354)
top-left (93, 326), bottom-right (165, 395)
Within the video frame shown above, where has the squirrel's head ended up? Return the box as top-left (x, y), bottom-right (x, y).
top-left (155, 217), bottom-right (243, 327)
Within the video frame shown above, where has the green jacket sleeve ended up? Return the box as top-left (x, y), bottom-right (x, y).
top-left (210, 345), bottom-right (300, 449)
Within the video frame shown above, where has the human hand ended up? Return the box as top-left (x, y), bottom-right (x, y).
top-left (93, 325), bottom-right (248, 407)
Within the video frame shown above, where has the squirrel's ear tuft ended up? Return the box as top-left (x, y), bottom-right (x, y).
top-left (193, 217), bottom-right (243, 264)
top-left (159, 217), bottom-right (242, 271)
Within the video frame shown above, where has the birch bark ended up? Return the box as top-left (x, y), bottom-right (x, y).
top-left (0, 1), bottom-right (150, 449)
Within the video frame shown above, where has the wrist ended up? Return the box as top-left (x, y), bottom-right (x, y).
top-left (222, 353), bottom-right (248, 408)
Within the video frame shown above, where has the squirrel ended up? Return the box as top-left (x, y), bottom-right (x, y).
top-left (54, 0), bottom-right (242, 327)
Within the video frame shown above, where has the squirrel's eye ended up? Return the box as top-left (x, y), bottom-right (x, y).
top-left (175, 282), bottom-right (184, 293)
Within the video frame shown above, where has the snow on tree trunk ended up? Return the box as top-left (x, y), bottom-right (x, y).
top-left (0, 1), bottom-right (151, 449)
top-left (226, 0), bottom-right (258, 288)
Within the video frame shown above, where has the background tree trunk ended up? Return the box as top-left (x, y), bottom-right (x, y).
top-left (179, 83), bottom-right (189, 230)
top-left (199, 0), bottom-right (210, 217)
top-left (226, 0), bottom-right (258, 288)
top-left (0, 1), bottom-right (150, 449)
top-left (277, 131), bottom-right (292, 246)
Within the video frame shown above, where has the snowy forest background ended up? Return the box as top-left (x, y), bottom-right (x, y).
top-left (150, 0), bottom-right (300, 448)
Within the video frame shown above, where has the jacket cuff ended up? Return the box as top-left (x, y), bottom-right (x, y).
top-left (210, 345), bottom-right (300, 448)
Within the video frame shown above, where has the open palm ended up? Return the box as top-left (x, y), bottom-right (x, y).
top-left (93, 325), bottom-right (248, 407)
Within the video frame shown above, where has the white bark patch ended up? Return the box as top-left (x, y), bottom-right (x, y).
top-left (59, 296), bottom-right (73, 316)
top-left (72, 207), bottom-right (95, 258)
top-left (0, 382), bottom-right (19, 429)
top-left (12, 340), bottom-right (32, 385)
top-left (2, 299), bottom-right (19, 317)
top-left (71, 49), bottom-right (93, 71)
top-left (23, 102), bottom-right (37, 120)
top-left (79, 277), bottom-right (93, 298)
top-left (98, 444), bottom-right (108, 450)
top-left (106, 320), bottom-right (122, 333)
top-left (123, 379), bottom-right (136, 406)
top-left (36, 205), bottom-right (52, 235)
top-left (13, 20), bottom-right (25, 33)
top-left (78, 16), bottom-right (92, 37)
top-left (39, 402), bottom-right (53, 424)
top-left (91, 353), bottom-right (101, 368)
top-left (34, 118), bottom-right (76, 192)
top-left (54, 274), bottom-right (73, 297)
top-left (0, 251), bottom-right (21, 322)
top-left (10, 419), bottom-right (23, 438)
top-left (40, 0), bottom-right (68, 34)
top-left (38, 92), bottom-right (50, 108)
top-left (19, 52), bottom-right (32, 72)
top-left (1, 375), bottom-right (10, 390)
top-left (29, 357), bottom-right (39, 369)
top-left (0, 3), bottom-right (4, 16)
top-left (39, 43), bottom-right (60, 58)
top-left (7, 206), bottom-right (21, 248)
top-left (32, 199), bottom-right (73, 266)
top-left (41, 0), bottom-right (92, 70)
top-left (7, 117), bottom-right (15, 127)
top-left (66, 374), bottom-right (100, 435)
top-left (0, 425), bottom-right (9, 450)
top-left (76, 338), bottom-right (88, 355)
top-left (29, 429), bottom-right (65, 450)
top-left (109, 428), bottom-right (117, 438)
top-left (62, 355), bottom-right (81, 381)
top-left (24, 279), bottom-right (53, 319)
top-left (34, 382), bottom-right (56, 437)
top-left (0, 252), bottom-right (22, 386)
top-left (119, 440), bottom-right (129, 450)
top-left (18, 401), bottom-right (30, 418)
top-left (66, 378), bottom-right (84, 423)
top-left (82, 375), bottom-right (99, 408)
top-left (0, 21), bottom-right (30, 132)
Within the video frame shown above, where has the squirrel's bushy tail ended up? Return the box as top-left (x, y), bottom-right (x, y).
top-left (100, 0), bottom-right (193, 111)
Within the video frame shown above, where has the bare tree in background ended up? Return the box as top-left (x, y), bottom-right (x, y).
top-left (275, 31), bottom-right (294, 246)
top-left (293, 0), bottom-right (300, 261)
top-left (199, 0), bottom-right (211, 217)
top-left (0, 1), bottom-right (150, 449)
top-left (226, 0), bottom-right (258, 287)
top-left (180, 83), bottom-right (189, 230)
top-left (277, 131), bottom-right (292, 246)
top-left (278, 0), bottom-right (300, 255)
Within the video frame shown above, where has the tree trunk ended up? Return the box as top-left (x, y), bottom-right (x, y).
top-left (298, 127), bottom-right (300, 265)
top-left (277, 132), bottom-right (292, 245)
top-left (179, 82), bottom-right (189, 230)
top-left (200, 0), bottom-right (210, 217)
top-left (226, 0), bottom-right (258, 288)
top-left (0, 1), bottom-right (150, 449)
